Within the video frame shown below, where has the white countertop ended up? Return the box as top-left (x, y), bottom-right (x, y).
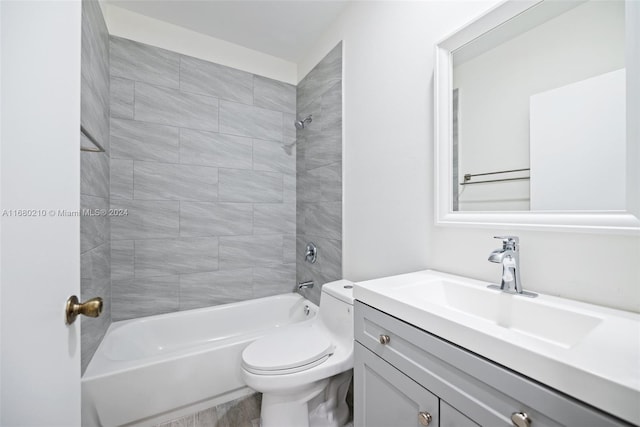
top-left (354, 269), bottom-right (640, 425)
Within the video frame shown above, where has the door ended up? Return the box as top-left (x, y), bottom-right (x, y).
top-left (1, 1), bottom-right (82, 425)
top-left (354, 343), bottom-right (439, 427)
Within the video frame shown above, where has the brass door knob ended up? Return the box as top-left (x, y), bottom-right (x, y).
top-left (65, 295), bottom-right (103, 325)
top-left (511, 412), bottom-right (531, 427)
top-left (418, 411), bottom-right (432, 426)
top-left (379, 334), bottom-right (391, 345)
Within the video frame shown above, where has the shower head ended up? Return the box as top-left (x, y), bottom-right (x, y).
top-left (294, 115), bottom-right (312, 130)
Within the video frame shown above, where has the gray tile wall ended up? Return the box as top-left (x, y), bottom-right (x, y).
top-left (109, 37), bottom-right (296, 320)
top-left (296, 43), bottom-right (343, 304)
top-left (81, 0), bottom-right (111, 374)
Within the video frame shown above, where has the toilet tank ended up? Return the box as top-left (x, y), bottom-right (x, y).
top-left (319, 280), bottom-right (354, 342)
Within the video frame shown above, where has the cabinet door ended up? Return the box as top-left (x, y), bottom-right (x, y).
top-left (354, 343), bottom-right (438, 427)
top-left (441, 400), bottom-right (479, 427)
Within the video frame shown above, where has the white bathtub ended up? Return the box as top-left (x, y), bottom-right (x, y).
top-left (82, 293), bottom-right (317, 426)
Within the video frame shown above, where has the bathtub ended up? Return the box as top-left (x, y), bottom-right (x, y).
top-left (82, 293), bottom-right (317, 426)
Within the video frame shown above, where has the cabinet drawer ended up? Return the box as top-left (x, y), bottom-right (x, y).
top-left (355, 301), bottom-right (629, 427)
top-left (355, 342), bottom-right (439, 427)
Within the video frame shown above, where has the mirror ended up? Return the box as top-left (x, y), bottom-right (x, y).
top-left (435, 0), bottom-right (640, 233)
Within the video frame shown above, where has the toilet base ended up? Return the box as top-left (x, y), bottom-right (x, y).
top-left (260, 379), bottom-right (329, 427)
top-left (258, 371), bottom-right (353, 427)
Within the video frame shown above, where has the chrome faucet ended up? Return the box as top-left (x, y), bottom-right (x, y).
top-left (298, 280), bottom-right (314, 290)
top-left (488, 236), bottom-right (537, 297)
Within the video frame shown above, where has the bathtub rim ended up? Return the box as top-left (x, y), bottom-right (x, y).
top-left (83, 292), bottom-right (318, 381)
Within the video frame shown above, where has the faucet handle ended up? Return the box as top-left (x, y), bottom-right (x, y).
top-left (494, 235), bottom-right (519, 248)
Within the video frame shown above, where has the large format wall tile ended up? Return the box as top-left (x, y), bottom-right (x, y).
top-left (218, 169), bottom-right (283, 202)
top-left (180, 129), bottom-right (253, 169)
top-left (111, 200), bottom-right (180, 240)
top-left (296, 236), bottom-right (341, 304)
top-left (219, 101), bottom-right (283, 141)
top-left (134, 237), bottom-right (219, 278)
top-left (81, 0), bottom-right (110, 375)
top-left (254, 203), bottom-right (295, 235)
top-left (283, 235), bottom-right (296, 264)
top-left (322, 81), bottom-right (342, 132)
top-left (80, 242), bottom-right (111, 372)
top-left (253, 139), bottom-right (295, 173)
top-left (254, 76), bottom-right (296, 114)
top-left (297, 42), bottom-right (342, 113)
top-left (300, 202), bottom-right (342, 240)
top-left (81, 0), bottom-right (109, 152)
top-left (298, 162), bottom-right (341, 203)
top-left (110, 77), bottom-right (134, 119)
top-left (109, 36), bottom-right (297, 320)
top-left (252, 263), bottom-right (296, 298)
top-left (180, 202), bottom-right (253, 237)
top-left (135, 83), bottom-right (219, 131)
top-left (284, 175), bottom-right (296, 203)
top-left (81, 73), bottom-right (110, 153)
top-left (81, 145), bottom-right (109, 198)
top-left (179, 269), bottom-right (254, 310)
top-left (110, 37), bottom-right (180, 89)
top-left (133, 161), bottom-right (218, 201)
top-left (81, 194), bottom-right (109, 253)
top-left (180, 56), bottom-right (253, 104)
top-left (111, 240), bottom-right (134, 280)
top-left (111, 118), bottom-right (180, 162)
top-left (112, 275), bottom-right (179, 320)
top-left (110, 159), bottom-right (133, 200)
top-left (296, 43), bottom-right (342, 305)
top-left (304, 132), bottom-right (341, 170)
top-left (219, 235), bottom-right (283, 270)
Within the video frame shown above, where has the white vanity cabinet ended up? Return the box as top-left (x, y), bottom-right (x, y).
top-left (354, 301), bottom-right (631, 427)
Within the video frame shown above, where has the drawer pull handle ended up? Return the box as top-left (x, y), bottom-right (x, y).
top-left (418, 411), bottom-right (432, 426)
top-left (379, 334), bottom-right (391, 345)
top-left (511, 412), bottom-right (531, 427)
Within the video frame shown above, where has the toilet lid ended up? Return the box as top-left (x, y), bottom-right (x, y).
top-left (242, 326), bottom-right (334, 373)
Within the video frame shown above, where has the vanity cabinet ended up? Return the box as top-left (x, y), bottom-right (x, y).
top-left (354, 301), bottom-right (630, 427)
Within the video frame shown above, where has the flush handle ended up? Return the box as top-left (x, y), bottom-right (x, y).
top-left (65, 295), bottom-right (103, 325)
top-left (418, 411), bottom-right (432, 426)
top-left (379, 334), bottom-right (391, 345)
top-left (511, 412), bottom-right (531, 427)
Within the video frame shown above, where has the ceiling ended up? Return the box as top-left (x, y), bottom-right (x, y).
top-left (108, 0), bottom-right (350, 62)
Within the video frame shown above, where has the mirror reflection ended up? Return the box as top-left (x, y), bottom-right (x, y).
top-left (452, 0), bottom-right (626, 212)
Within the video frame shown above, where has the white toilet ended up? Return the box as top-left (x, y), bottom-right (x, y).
top-left (241, 280), bottom-right (355, 427)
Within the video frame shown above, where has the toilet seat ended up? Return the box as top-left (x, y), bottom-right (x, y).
top-left (242, 326), bottom-right (334, 375)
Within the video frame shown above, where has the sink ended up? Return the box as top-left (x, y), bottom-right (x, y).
top-left (387, 278), bottom-right (603, 348)
top-left (354, 269), bottom-right (640, 425)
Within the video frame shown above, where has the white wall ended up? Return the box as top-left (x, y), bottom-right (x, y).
top-left (299, 0), bottom-right (497, 282)
top-left (453, 0), bottom-right (625, 211)
top-left (299, 0), bottom-right (640, 313)
top-left (101, 3), bottom-right (297, 84)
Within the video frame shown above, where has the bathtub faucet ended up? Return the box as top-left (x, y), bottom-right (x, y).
top-left (298, 281), bottom-right (314, 290)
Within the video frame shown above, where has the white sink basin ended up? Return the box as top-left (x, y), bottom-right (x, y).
top-left (354, 270), bottom-right (640, 425)
top-left (387, 278), bottom-right (602, 348)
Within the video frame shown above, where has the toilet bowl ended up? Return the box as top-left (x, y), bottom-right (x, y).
top-left (241, 280), bottom-right (355, 427)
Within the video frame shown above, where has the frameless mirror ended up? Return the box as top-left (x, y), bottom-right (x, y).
top-left (435, 0), bottom-right (640, 233)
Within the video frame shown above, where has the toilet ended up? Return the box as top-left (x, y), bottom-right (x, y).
top-left (241, 280), bottom-right (355, 427)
